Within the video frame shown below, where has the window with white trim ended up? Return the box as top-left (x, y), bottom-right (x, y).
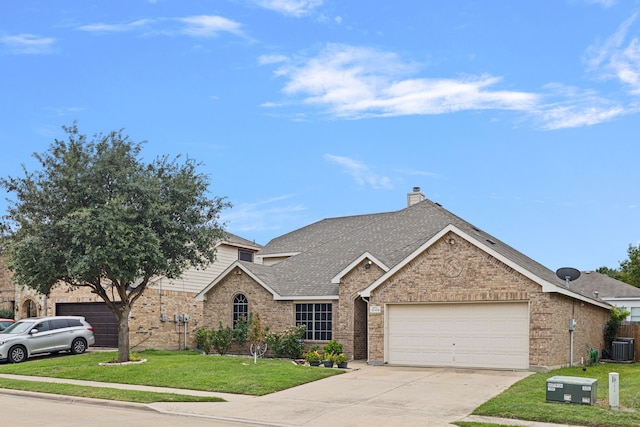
top-left (296, 303), bottom-right (332, 340)
top-left (630, 307), bottom-right (640, 322)
top-left (233, 294), bottom-right (248, 326)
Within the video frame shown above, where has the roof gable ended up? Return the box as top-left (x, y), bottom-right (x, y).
top-left (359, 224), bottom-right (610, 309)
top-left (201, 198), bottom-right (610, 309)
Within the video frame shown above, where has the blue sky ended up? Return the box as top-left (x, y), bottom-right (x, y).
top-left (1, 0), bottom-right (639, 272)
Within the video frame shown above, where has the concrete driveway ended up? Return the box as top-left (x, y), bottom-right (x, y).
top-left (150, 362), bottom-right (532, 426)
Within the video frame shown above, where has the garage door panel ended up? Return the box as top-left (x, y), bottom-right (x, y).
top-left (56, 302), bottom-right (118, 347)
top-left (387, 303), bottom-right (529, 369)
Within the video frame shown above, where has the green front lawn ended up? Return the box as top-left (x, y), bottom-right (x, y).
top-left (0, 377), bottom-right (224, 403)
top-left (471, 363), bottom-right (640, 427)
top-left (0, 350), bottom-right (342, 396)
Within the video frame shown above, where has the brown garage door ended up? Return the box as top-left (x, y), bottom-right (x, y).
top-left (56, 302), bottom-right (119, 347)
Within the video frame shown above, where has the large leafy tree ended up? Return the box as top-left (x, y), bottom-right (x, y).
top-left (0, 124), bottom-right (230, 362)
top-left (619, 244), bottom-right (640, 287)
top-left (597, 243), bottom-right (640, 288)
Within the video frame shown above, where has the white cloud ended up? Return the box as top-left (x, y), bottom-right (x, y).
top-left (77, 15), bottom-right (242, 38)
top-left (258, 54), bottom-right (289, 65)
top-left (253, 0), bottom-right (323, 17)
top-left (532, 84), bottom-right (628, 129)
top-left (268, 44), bottom-right (538, 119)
top-left (0, 33), bottom-right (55, 54)
top-left (324, 154), bottom-right (393, 189)
top-left (264, 43), bottom-right (640, 129)
top-left (77, 19), bottom-right (153, 33)
top-left (177, 15), bottom-right (242, 37)
top-left (535, 104), bottom-right (626, 130)
top-left (585, 13), bottom-right (640, 94)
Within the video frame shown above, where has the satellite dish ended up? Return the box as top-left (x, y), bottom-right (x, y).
top-left (556, 267), bottom-right (580, 288)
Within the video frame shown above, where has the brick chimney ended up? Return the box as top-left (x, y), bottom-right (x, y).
top-left (407, 187), bottom-right (425, 207)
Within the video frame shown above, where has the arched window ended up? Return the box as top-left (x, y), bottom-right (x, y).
top-left (233, 294), bottom-right (248, 327)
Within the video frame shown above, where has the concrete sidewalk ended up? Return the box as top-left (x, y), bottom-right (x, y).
top-left (0, 363), bottom-right (583, 427)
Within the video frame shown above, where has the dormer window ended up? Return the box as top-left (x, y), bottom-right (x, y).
top-left (239, 249), bottom-right (254, 262)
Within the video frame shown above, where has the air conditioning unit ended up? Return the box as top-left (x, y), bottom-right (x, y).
top-left (613, 337), bottom-right (635, 361)
top-left (546, 376), bottom-right (597, 405)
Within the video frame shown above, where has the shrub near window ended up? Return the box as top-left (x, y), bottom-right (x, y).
top-left (194, 327), bottom-right (213, 354)
top-left (265, 326), bottom-right (306, 359)
top-left (233, 315), bottom-right (249, 347)
top-left (212, 322), bottom-right (234, 355)
top-left (322, 340), bottom-right (343, 356)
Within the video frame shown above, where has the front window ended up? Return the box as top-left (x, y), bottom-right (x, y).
top-left (296, 303), bottom-right (332, 340)
top-left (233, 294), bottom-right (248, 326)
top-left (630, 307), bottom-right (640, 322)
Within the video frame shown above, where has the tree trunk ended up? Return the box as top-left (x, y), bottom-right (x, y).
top-left (117, 305), bottom-right (131, 362)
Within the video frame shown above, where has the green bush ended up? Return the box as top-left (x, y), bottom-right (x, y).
top-left (603, 306), bottom-right (630, 358)
top-left (0, 309), bottom-right (14, 319)
top-left (233, 315), bottom-right (249, 347)
top-left (194, 327), bottom-right (213, 354)
top-left (322, 339), bottom-right (343, 356)
top-left (265, 326), bottom-right (306, 359)
top-left (211, 322), bottom-right (233, 355)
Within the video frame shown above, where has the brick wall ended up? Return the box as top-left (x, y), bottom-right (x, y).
top-left (28, 282), bottom-right (205, 350)
top-left (336, 261), bottom-right (385, 360)
top-left (202, 266), bottom-right (299, 335)
top-left (366, 233), bottom-right (608, 369)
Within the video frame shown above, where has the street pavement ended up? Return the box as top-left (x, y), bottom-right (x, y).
top-left (0, 362), bottom-right (582, 427)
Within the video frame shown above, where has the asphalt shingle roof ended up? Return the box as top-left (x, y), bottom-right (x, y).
top-left (240, 198), bottom-right (576, 298)
top-left (571, 271), bottom-right (640, 299)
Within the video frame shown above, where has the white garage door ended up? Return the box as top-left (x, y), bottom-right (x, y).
top-left (387, 302), bottom-right (529, 369)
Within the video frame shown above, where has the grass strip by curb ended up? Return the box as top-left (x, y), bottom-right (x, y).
top-left (0, 377), bottom-right (224, 403)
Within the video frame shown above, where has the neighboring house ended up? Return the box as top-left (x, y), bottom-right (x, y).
top-left (571, 271), bottom-right (640, 322)
top-left (14, 233), bottom-right (262, 349)
top-left (197, 188), bottom-right (610, 370)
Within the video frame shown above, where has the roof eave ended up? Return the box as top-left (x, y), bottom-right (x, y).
top-left (195, 261), bottom-right (282, 301)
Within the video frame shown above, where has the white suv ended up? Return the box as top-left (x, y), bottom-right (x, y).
top-left (0, 316), bottom-right (95, 363)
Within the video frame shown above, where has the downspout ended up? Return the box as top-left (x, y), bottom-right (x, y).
top-left (570, 299), bottom-right (576, 366)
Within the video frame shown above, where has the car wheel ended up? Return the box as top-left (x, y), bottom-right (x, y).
top-left (8, 345), bottom-right (27, 363)
top-left (70, 338), bottom-right (87, 355)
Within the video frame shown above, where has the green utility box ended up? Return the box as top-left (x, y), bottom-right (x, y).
top-left (546, 376), bottom-right (597, 405)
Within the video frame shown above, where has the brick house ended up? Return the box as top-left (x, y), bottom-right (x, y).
top-left (13, 233), bottom-right (261, 350)
top-left (197, 188), bottom-right (610, 370)
top-left (571, 270), bottom-right (640, 322)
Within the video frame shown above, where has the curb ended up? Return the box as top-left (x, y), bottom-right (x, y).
top-left (461, 415), bottom-right (583, 427)
top-left (0, 387), bottom-right (154, 412)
